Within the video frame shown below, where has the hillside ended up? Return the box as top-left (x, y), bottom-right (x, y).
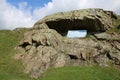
top-left (0, 29), bottom-right (120, 80)
top-left (0, 29), bottom-right (35, 80)
top-left (0, 8), bottom-right (120, 80)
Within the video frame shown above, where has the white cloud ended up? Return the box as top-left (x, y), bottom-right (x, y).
top-left (0, 0), bottom-right (120, 30)
top-left (33, 0), bottom-right (120, 20)
top-left (0, 0), bottom-right (34, 30)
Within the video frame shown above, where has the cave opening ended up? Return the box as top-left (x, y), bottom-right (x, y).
top-left (19, 42), bottom-right (30, 48)
top-left (68, 54), bottom-right (78, 60)
top-left (46, 19), bottom-right (104, 36)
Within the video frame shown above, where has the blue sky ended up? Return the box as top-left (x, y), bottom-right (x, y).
top-left (0, 0), bottom-right (120, 30)
top-left (7, 0), bottom-right (51, 9)
top-left (67, 30), bottom-right (87, 38)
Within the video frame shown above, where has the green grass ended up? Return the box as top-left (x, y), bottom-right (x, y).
top-left (40, 66), bottom-right (120, 80)
top-left (0, 29), bottom-right (120, 80)
top-left (112, 17), bottom-right (120, 33)
top-left (0, 29), bottom-right (36, 80)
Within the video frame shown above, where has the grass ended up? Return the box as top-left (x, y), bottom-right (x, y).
top-left (0, 29), bottom-right (120, 80)
top-left (111, 17), bottom-right (120, 33)
top-left (0, 29), bottom-right (36, 80)
top-left (40, 66), bottom-right (120, 80)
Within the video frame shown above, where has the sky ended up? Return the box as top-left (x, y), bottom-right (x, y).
top-left (67, 30), bottom-right (87, 38)
top-left (0, 0), bottom-right (120, 30)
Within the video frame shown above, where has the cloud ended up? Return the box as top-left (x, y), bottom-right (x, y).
top-left (0, 0), bottom-right (34, 30)
top-left (33, 0), bottom-right (120, 20)
top-left (0, 0), bottom-right (120, 30)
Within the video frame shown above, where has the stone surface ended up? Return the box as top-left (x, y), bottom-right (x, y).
top-left (34, 8), bottom-right (115, 35)
top-left (15, 8), bottom-right (120, 78)
top-left (94, 32), bottom-right (111, 40)
top-left (15, 29), bottom-right (70, 78)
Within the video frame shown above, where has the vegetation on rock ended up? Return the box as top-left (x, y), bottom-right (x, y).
top-left (112, 16), bottom-right (120, 33)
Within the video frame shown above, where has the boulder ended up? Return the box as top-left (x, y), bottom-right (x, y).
top-left (15, 8), bottom-right (120, 78)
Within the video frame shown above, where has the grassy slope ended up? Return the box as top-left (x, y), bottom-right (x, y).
top-left (0, 29), bottom-right (35, 80)
top-left (0, 29), bottom-right (120, 80)
top-left (40, 66), bottom-right (120, 80)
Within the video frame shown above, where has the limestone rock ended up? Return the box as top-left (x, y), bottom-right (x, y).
top-left (34, 8), bottom-right (115, 35)
top-left (94, 32), bottom-right (111, 40)
top-left (15, 29), bottom-right (69, 78)
top-left (15, 8), bottom-right (120, 78)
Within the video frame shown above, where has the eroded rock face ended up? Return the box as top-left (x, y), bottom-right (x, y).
top-left (15, 8), bottom-right (120, 78)
top-left (15, 29), bottom-right (70, 78)
top-left (34, 8), bottom-right (116, 35)
top-left (64, 36), bottom-right (120, 66)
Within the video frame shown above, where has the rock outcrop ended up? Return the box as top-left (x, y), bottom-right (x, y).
top-left (15, 29), bottom-right (70, 78)
top-left (34, 8), bottom-right (116, 35)
top-left (15, 8), bottom-right (120, 78)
